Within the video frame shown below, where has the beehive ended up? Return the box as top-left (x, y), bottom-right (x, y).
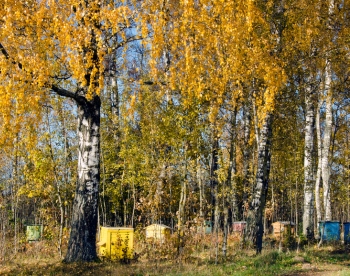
top-left (232, 221), bottom-right (246, 236)
top-left (145, 224), bottom-right (172, 241)
top-left (26, 225), bottom-right (43, 242)
top-left (197, 221), bottom-right (212, 234)
top-left (319, 221), bottom-right (340, 241)
top-left (97, 227), bottom-right (133, 259)
top-left (272, 221), bottom-right (295, 239)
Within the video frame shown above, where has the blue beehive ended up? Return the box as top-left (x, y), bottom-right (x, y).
top-left (343, 223), bottom-right (350, 242)
top-left (319, 221), bottom-right (340, 241)
top-left (198, 221), bottom-right (212, 234)
top-left (204, 221), bottom-right (212, 234)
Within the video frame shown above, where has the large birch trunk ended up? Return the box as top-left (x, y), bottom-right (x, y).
top-left (64, 97), bottom-right (101, 263)
top-left (322, 62), bottom-right (332, 221)
top-left (244, 112), bottom-right (273, 253)
top-left (302, 82), bottom-right (315, 239)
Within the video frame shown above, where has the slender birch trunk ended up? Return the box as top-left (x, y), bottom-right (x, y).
top-left (197, 157), bottom-right (204, 219)
top-left (110, 54), bottom-right (120, 141)
top-left (178, 156), bottom-right (187, 254)
top-left (101, 144), bottom-right (107, 226)
top-left (303, 80), bottom-right (315, 240)
top-left (322, 61), bottom-right (332, 221)
top-left (210, 126), bottom-right (220, 233)
top-left (155, 164), bottom-right (166, 223)
top-left (59, 106), bottom-right (70, 229)
top-left (242, 97), bottom-right (251, 213)
top-left (244, 112), bottom-right (273, 253)
top-left (315, 100), bottom-right (322, 235)
top-left (46, 106), bottom-right (64, 258)
top-left (223, 106), bottom-right (237, 258)
top-left (231, 107), bottom-right (239, 222)
top-left (13, 140), bottom-right (18, 256)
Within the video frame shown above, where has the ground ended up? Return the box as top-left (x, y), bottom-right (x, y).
top-left (1, 242), bottom-right (350, 275)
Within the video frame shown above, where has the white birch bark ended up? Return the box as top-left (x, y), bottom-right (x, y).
top-left (303, 81), bottom-right (315, 239)
top-left (197, 158), bottom-right (204, 219)
top-left (322, 61), bottom-right (332, 221)
top-left (242, 96), bottom-right (251, 210)
top-left (244, 112), bottom-right (273, 253)
top-left (315, 101), bottom-right (322, 234)
top-left (223, 107), bottom-right (237, 258)
top-left (65, 98), bottom-right (101, 262)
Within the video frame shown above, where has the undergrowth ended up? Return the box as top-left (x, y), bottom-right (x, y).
top-left (1, 235), bottom-right (350, 276)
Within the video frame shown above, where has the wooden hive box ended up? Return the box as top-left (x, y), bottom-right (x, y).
top-left (272, 221), bottom-right (296, 239)
top-left (145, 224), bottom-right (172, 241)
top-left (197, 221), bottom-right (212, 235)
top-left (97, 227), bottom-right (134, 260)
top-left (26, 224), bottom-right (43, 242)
top-left (232, 221), bottom-right (247, 237)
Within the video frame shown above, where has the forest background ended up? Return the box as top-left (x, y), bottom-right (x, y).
top-left (0, 0), bottom-right (350, 271)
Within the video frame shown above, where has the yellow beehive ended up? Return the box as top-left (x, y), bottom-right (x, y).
top-left (97, 227), bottom-right (133, 259)
top-left (272, 221), bottom-right (296, 239)
top-left (145, 224), bottom-right (172, 241)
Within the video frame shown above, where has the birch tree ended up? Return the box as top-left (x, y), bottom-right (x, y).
top-left (303, 75), bottom-right (315, 239)
top-left (0, 0), bottom-right (139, 262)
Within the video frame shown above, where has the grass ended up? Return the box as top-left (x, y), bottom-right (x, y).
top-left (1, 239), bottom-right (350, 275)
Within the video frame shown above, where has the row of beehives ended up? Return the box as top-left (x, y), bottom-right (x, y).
top-left (25, 221), bottom-right (349, 260)
top-left (22, 224), bottom-right (173, 260)
top-left (266, 221), bottom-right (350, 241)
top-left (232, 221), bottom-right (350, 242)
top-left (95, 222), bottom-right (251, 260)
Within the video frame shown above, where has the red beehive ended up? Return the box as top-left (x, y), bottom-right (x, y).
top-left (232, 221), bottom-right (246, 235)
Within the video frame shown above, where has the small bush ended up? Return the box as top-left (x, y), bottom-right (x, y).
top-left (284, 226), bottom-right (296, 249)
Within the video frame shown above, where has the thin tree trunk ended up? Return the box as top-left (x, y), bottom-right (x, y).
top-left (223, 106), bottom-right (237, 258)
top-left (322, 61), bottom-right (332, 221)
top-left (197, 157), bottom-right (204, 220)
top-left (178, 156), bottom-right (187, 254)
top-left (242, 97), bottom-right (251, 214)
top-left (13, 143), bottom-right (18, 256)
top-left (303, 80), bottom-right (315, 240)
top-left (111, 66), bottom-right (120, 149)
top-left (132, 176), bottom-right (136, 228)
top-left (101, 144), bottom-right (107, 227)
top-left (155, 164), bottom-right (166, 224)
top-left (315, 100), bottom-right (322, 236)
top-left (2, 211), bottom-right (6, 261)
top-left (210, 126), bottom-right (220, 233)
top-left (244, 112), bottom-right (273, 254)
top-left (347, 130), bottom-right (350, 222)
top-left (46, 107), bottom-right (65, 259)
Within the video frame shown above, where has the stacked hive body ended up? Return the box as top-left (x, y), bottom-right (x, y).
top-left (97, 227), bottom-right (134, 259)
top-left (145, 224), bottom-right (172, 241)
top-left (272, 221), bottom-right (295, 239)
top-left (318, 221), bottom-right (340, 241)
top-left (26, 225), bottom-right (43, 243)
